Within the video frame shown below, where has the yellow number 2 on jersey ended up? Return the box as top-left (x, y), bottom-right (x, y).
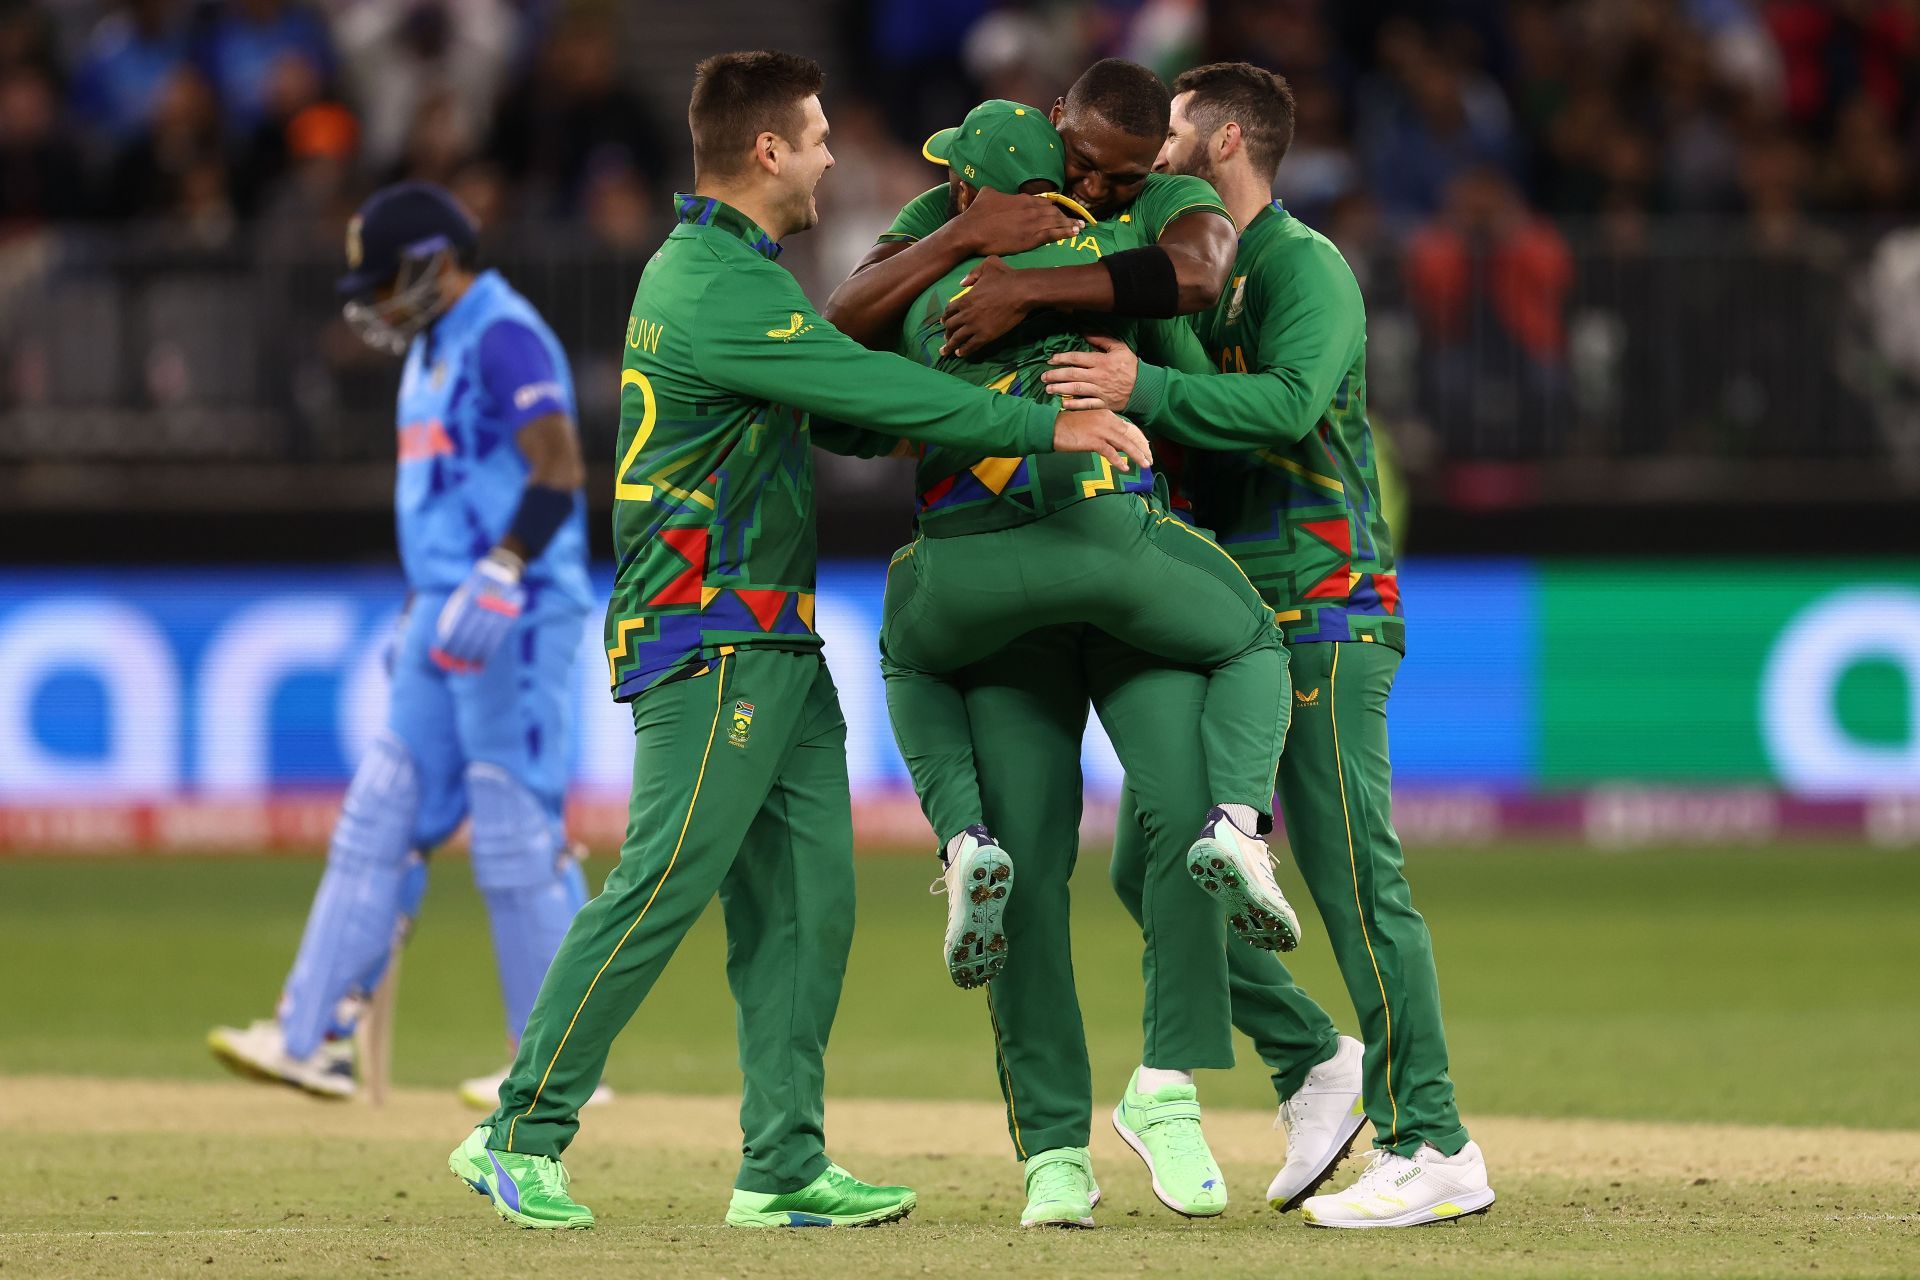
top-left (615, 368), bottom-right (657, 502)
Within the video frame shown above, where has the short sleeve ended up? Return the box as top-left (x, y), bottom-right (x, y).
top-left (878, 186), bottom-right (950, 243)
top-left (478, 319), bottom-right (568, 430)
top-left (1132, 173), bottom-right (1231, 243)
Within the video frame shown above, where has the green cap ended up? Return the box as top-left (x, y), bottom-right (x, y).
top-left (923, 99), bottom-right (1065, 195)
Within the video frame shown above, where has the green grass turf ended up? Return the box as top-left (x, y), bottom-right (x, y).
top-left (4, 843), bottom-right (1917, 1128)
top-left (13, 1131), bottom-right (1919, 1280)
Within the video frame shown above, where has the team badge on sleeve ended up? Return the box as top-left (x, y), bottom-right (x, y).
top-left (728, 700), bottom-right (756, 748)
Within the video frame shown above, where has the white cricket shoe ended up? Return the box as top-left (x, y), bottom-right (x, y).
top-left (207, 1019), bottom-right (356, 1100)
top-left (1300, 1139), bottom-right (1495, 1228)
top-left (1186, 806), bottom-right (1300, 951)
top-left (457, 1068), bottom-right (615, 1111)
top-left (1268, 1034), bottom-right (1368, 1211)
top-left (931, 825), bottom-right (1014, 988)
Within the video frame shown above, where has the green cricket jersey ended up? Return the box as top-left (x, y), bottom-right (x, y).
top-left (877, 175), bottom-right (1227, 537)
top-left (606, 194), bottom-right (1063, 698)
top-left (1126, 200), bottom-right (1403, 651)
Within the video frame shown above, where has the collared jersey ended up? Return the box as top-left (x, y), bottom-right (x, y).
top-left (1126, 201), bottom-right (1401, 651)
top-left (880, 174), bottom-right (1228, 537)
top-left (606, 194), bottom-right (1063, 699)
top-left (394, 268), bottom-right (592, 610)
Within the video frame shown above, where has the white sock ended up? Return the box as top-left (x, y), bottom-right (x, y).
top-left (1137, 1066), bottom-right (1194, 1092)
top-left (1217, 803), bottom-right (1259, 837)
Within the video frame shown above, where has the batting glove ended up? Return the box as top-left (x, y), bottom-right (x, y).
top-left (432, 550), bottom-right (525, 672)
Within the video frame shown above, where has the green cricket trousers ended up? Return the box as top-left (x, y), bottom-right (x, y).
top-left (1112, 640), bottom-right (1470, 1156)
top-left (880, 492), bottom-right (1286, 830)
top-left (485, 649), bottom-right (855, 1193)
top-left (895, 625), bottom-right (1253, 1157)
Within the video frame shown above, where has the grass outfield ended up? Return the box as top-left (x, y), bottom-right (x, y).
top-left (5, 845), bottom-right (1918, 1125)
top-left (9, 1077), bottom-right (1919, 1279)
top-left (5, 845), bottom-right (1919, 1277)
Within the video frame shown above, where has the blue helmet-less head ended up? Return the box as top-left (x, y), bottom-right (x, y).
top-left (337, 182), bottom-right (479, 355)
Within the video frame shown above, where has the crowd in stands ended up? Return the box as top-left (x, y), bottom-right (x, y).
top-left (0, 0), bottom-right (1912, 460)
top-left (4, 1), bottom-right (1911, 246)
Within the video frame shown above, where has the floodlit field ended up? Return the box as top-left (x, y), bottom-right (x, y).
top-left (6, 846), bottom-right (1919, 1277)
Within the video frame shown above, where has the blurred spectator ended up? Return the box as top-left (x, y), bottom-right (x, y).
top-left (1359, 20), bottom-right (1517, 221)
top-left (1765, 0), bottom-right (1916, 136)
top-left (332, 0), bottom-right (512, 174)
top-left (0, 0), bottom-right (61, 80)
top-left (867, 0), bottom-right (992, 144)
top-left (1405, 165), bottom-right (1573, 453)
top-left (1274, 79), bottom-right (1358, 225)
top-left (106, 65), bottom-right (225, 224)
top-left (0, 67), bottom-right (89, 236)
top-left (69, 0), bottom-right (191, 146)
top-left (196, 0), bottom-right (334, 138)
top-left (579, 154), bottom-right (654, 253)
top-left (487, 12), bottom-right (662, 218)
top-left (1737, 130), bottom-right (1811, 253)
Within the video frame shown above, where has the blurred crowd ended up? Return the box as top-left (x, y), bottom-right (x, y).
top-left (6, 1), bottom-right (1914, 248)
top-left (1, 0), bottom-right (1916, 466)
top-left (0, 0), bottom-right (669, 255)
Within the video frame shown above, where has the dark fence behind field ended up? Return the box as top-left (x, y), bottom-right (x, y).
top-left (5, 215), bottom-right (1920, 549)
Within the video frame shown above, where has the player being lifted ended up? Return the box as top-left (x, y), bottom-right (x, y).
top-left (823, 62), bottom-right (1298, 1228)
top-left (826, 97), bottom-right (1298, 978)
top-left (446, 51), bottom-right (1147, 1232)
top-left (1041, 61), bottom-right (1495, 1228)
top-left (209, 183), bottom-right (600, 1109)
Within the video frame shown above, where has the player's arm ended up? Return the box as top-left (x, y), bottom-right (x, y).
top-left (810, 420), bottom-right (913, 460)
top-left (823, 187), bottom-right (1081, 349)
top-left (693, 267), bottom-right (1149, 469)
top-left (430, 320), bottom-right (582, 672)
top-left (941, 205), bottom-right (1236, 357)
top-left (1046, 242), bottom-right (1366, 451)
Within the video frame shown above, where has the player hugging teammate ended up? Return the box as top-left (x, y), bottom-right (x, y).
top-left (441, 49), bottom-right (1491, 1234)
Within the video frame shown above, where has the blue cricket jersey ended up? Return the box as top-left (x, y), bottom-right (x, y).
top-left (393, 269), bottom-right (593, 611)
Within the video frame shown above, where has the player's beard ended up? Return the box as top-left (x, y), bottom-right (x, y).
top-left (1178, 145), bottom-right (1217, 188)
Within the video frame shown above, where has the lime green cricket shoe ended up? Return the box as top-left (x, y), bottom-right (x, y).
top-left (448, 1126), bottom-right (594, 1229)
top-left (1111, 1070), bottom-right (1228, 1218)
top-left (1020, 1146), bottom-right (1100, 1228)
top-left (725, 1163), bottom-right (916, 1228)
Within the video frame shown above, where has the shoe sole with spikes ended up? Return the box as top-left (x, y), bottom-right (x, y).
top-left (944, 843), bottom-right (1014, 988)
top-left (1186, 834), bottom-right (1300, 952)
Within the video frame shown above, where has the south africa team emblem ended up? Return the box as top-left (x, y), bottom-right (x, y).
top-left (728, 700), bottom-right (755, 748)
top-left (1225, 274), bottom-right (1248, 323)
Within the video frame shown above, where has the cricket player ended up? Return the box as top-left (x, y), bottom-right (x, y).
top-left (208, 182), bottom-right (597, 1108)
top-left (1041, 61), bottom-right (1496, 1227)
top-left (446, 50), bottom-right (1149, 1232)
top-left (824, 61), bottom-right (1276, 1228)
top-left (833, 100), bottom-right (1298, 982)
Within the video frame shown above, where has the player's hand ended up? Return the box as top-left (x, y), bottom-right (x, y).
top-left (956, 187), bottom-right (1081, 258)
top-left (1051, 408), bottom-right (1152, 472)
top-left (431, 550), bottom-right (526, 673)
top-left (1041, 336), bottom-right (1137, 411)
top-left (941, 257), bottom-right (1032, 358)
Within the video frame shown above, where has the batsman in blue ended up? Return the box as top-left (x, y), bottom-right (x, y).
top-left (208, 182), bottom-right (601, 1109)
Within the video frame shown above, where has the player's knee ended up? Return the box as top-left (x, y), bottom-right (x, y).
top-left (465, 762), bottom-right (567, 892)
top-left (329, 732), bottom-right (420, 872)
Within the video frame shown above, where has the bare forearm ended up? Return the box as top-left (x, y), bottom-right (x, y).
top-left (825, 228), bottom-right (978, 348)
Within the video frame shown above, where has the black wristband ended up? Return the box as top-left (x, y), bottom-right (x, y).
top-left (507, 484), bottom-right (574, 559)
top-left (1101, 246), bottom-right (1181, 318)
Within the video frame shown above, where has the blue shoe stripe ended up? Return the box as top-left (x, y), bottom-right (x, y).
top-left (784, 1212), bottom-right (834, 1227)
top-left (487, 1150), bottom-right (521, 1214)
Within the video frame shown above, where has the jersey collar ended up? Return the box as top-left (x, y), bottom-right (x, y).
top-left (1243, 199), bottom-right (1289, 239)
top-left (673, 193), bottom-right (784, 260)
